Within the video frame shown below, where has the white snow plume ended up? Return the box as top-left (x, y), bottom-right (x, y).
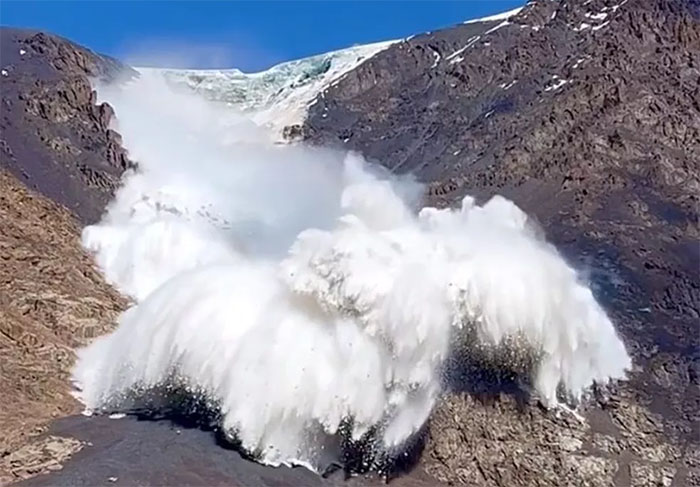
top-left (74, 71), bottom-right (630, 472)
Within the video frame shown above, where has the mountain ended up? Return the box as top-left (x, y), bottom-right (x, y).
top-left (0, 0), bottom-right (698, 485)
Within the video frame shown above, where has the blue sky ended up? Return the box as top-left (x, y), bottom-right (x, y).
top-left (1, 1), bottom-right (523, 71)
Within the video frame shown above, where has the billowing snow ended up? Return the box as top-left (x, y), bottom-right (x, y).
top-left (138, 40), bottom-right (395, 138)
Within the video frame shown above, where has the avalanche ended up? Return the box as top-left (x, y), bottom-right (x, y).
top-left (73, 67), bottom-right (630, 472)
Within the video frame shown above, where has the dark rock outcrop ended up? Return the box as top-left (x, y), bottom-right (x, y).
top-left (303, 0), bottom-right (699, 484)
top-left (0, 28), bottom-right (136, 223)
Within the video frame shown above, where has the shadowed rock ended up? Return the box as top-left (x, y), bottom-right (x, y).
top-left (0, 28), bottom-right (136, 223)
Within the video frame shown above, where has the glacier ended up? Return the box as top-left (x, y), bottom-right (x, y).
top-left (135, 6), bottom-right (529, 139)
top-left (138, 40), bottom-right (395, 137)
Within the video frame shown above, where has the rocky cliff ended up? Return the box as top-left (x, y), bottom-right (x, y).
top-left (0, 29), bottom-right (135, 223)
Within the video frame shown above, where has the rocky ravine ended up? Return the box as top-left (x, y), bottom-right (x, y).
top-left (0, 0), bottom-right (699, 485)
top-left (302, 0), bottom-right (699, 485)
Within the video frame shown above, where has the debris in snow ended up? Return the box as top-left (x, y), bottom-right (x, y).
top-left (19, 49), bottom-right (26, 55)
top-left (108, 477), bottom-right (118, 483)
top-left (342, 137), bottom-right (350, 143)
top-left (551, 11), bottom-right (557, 20)
top-left (453, 149), bottom-right (461, 156)
top-left (1, 69), bottom-right (7, 77)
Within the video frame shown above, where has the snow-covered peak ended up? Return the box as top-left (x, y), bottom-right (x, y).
top-left (138, 40), bottom-right (395, 138)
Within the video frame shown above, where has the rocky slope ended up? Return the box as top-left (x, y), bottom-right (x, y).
top-left (0, 170), bottom-right (126, 484)
top-left (0, 29), bottom-right (131, 484)
top-left (301, 0), bottom-right (699, 484)
top-left (0, 29), bottom-right (134, 223)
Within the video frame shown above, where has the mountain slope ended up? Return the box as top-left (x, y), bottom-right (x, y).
top-left (0, 29), bottom-right (134, 223)
top-left (0, 169), bottom-right (126, 484)
top-left (301, 0), bottom-right (700, 484)
top-left (0, 28), bottom-right (132, 483)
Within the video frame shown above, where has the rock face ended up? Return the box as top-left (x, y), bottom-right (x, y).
top-left (0, 28), bottom-right (135, 223)
top-left (0, 29), bottom-right (134, 483)
top-left (0, 170), bottom-right (127, 484)
top-left (302, 0), bottom-right (699, 485)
